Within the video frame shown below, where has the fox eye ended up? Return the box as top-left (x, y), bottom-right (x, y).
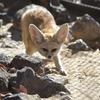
top-left (42, 48), bottom-right (48, 52)
top-left (51, 48), bottom-right (57, 52)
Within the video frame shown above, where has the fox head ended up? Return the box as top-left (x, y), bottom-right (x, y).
top-left (29, 23), bottom-right (69, 59)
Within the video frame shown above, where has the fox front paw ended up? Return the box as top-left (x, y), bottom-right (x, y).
top-left (59, 69), bottom-right (67, 76)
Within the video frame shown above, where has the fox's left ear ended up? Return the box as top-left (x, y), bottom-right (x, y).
top-left (53, 23), bottom-right (69, 44)
top-left (29, 24), bottom-right (45, 43)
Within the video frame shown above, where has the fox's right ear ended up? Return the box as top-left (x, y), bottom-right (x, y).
top-left (53, 23), bottom-right (69, 44)
top-left (29, 24), bottom-right (45, 43)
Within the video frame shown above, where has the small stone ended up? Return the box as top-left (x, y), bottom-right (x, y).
top-left (1, 40), bottom-right (19, 48)
top-left (0, 53), bottom-right (11, 67)
top-left (68, 39), bottom-right (89, 50)
top-left (0, 69), bottom-right (9, 92)
top-left (0, 32), bottom-right (11, 38)
top-left (10, 53), bottom-right (45, 76)
top-left (3, 93), bottom-right (41, 100)
top-left (0, 19), bottom-right (3, 28)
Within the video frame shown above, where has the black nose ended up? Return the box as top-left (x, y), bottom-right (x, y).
top-left (48, 55), bottom-right (52, 59)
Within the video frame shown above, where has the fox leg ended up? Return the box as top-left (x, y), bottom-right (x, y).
top-left (24, 39), bottom-right (36, 55)
top-left (26, 46), bottom-right (35, 55)
top-left (53, 54), bottom-right (67, 76)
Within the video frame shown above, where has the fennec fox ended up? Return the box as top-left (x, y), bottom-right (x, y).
top-left (21, 6), bottom-right (69, 75)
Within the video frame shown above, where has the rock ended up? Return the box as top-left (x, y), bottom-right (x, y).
top-left (68, 39), bottom-right (89, 50)
top-left (81, 0), bottom-right (100, 7)
top-left (0, 0), bottom-right (30, 13)
top-left (46, 74), bottom-right (69, 85)
top-left (0, 0), bottom-right (30, 23)
top-left (10, 53), bottom-right (45, 76)
top-left (0, 19), bottom-right (3, 28)
top-left (40, 0), bottom-right (71, 24)
top-left (0, 32), bottom-right (11, 39)
top-left (71, 14), bottom-right (100, 42)
top-left (0, 68), bottom-right (10, 92)
top-left (0, 53), bottom-right (11, 67)
top-left (10, 67), bottom-right (70, 98)
top-left (1, 40), bottom-right (19, 48)
top-left (3, 93), bottom-right (41, 100)
top-left (0, 3), bottom-right (4, 10)
top-left (54, 92), bottom-right (71, 100)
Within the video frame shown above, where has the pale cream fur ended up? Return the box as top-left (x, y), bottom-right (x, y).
top-left (21, 7), bottom-right (69, 75)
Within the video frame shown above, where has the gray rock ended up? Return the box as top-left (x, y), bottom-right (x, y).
top-left (71, 14), bottom-right (100, 42)
top-left (10, 53), bottom-right (45, 76)
top-left (41, 0), bottom-right (71, 24)
top-left (0, 32), bottom-right (11, 39)
top-left (81, 0), bottom-right (100, 7)
top-left (0, 19), bottom-right (3, 28)
top-left (68, 39), bottom-right (89, 50)
top-left (0, 53), bottom-right (11, 67)
top-left (10, 67), bottom-right (70, 98)
top-left (0, 0), bottom-right (30, 12)
top-left (0, 69), bottom-right (10, 92)
top-left (1, 40), bottom-right (19, 48)
top-left (3, 93), bottom-right (41, 100)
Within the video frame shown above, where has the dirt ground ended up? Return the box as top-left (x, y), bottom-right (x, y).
top-left (0, 23), bottom-right (100, 100)
top-left (62, 47), bottom-right (100, 100)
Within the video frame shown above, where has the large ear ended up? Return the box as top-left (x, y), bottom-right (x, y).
top-left (53, 23), bottom-right (69, 44)
top-left (29, 24), bottom-right (45, 43)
